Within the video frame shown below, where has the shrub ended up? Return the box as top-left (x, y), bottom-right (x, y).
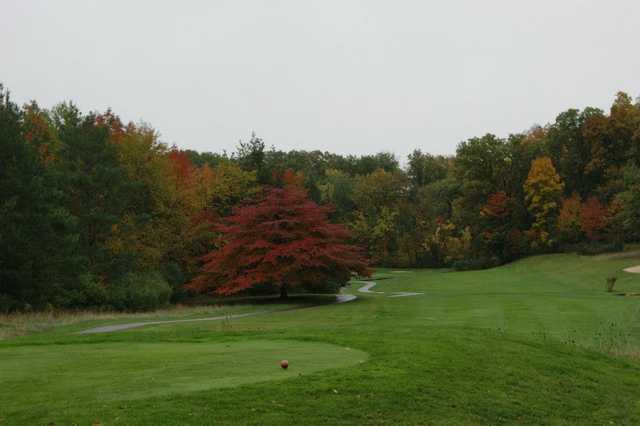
top-left (0, 293), bottom-right (19, 314)
top-left (54, 273), bottom-right (108, 309)
top-left (572, 241), bottom-right (624, 255)
top-left (452, 256), bottom-right (501, 271)
top-left (606, 277), bottom-right (617, 293)
top-left (107, 271), bottom-right (172, 311)
top-left (301, 279), bottom-right (344, 294)
top-left (162, 262), bottom-right (187, 302)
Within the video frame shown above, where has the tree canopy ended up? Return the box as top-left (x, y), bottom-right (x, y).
top-left (186, 187), bottom-right (370, 297)
top-left (2, 84), bottom-right (640, 311)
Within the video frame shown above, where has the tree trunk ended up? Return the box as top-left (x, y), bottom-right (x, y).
top-left (280, 285), bottom-right (288, 299)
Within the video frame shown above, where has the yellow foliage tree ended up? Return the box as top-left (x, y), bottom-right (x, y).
top-left (105, 124), bottom-right (179, 271)
top-left (524, 157), bottom-right (564, 248)
top-left (425, 221), bottom-right (472, 264)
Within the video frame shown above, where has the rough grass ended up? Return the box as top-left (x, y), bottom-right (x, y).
top-left (0, 304), bottom-right (258, 340)
top-left (0, 294), bottom-right (337, 340)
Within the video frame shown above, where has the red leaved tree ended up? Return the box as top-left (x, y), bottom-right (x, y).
top-left (480, 191), bottom-right (512, 258)
top-left (480, 191), bottom-right (510, 219)
top-left (186, 187), bottom-right (371, 298)
top-left (581, 196), bottom-right (608, 241)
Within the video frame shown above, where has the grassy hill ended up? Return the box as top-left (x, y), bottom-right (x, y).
top-left (2, 252), bottom-right (640, 425)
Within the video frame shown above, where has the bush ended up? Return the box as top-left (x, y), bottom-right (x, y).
top-left (107, 271), bottom-right (172, 311)
top-left (54, 273), bottom-right (108, 309)
top-left (0, 293), bottom-right (19, 314)
top-left (452, 256), bottom-right (501, 271)
top-left (570, 241), bottom-right (624, 255)
top-left (162, 262), bottom-right (187, 302)
top-left (606, 277), bottom-right (617, 293)
top-left (301, 279), bottom-right (344, 294)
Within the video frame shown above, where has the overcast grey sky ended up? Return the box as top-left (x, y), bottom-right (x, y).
top-left (2, 1), bottom-right (639, 158)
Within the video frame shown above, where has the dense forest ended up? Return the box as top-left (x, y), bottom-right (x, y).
top-left (1, 85), bottom-right (639, 311)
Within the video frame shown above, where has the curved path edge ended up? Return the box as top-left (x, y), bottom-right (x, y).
top-left (78, 294), bottom-right (357, 335)
top-left (357, 280), bottom-right (423, 298)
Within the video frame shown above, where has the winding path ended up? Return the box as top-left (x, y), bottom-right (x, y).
top-left (78, 294), bottom-right (356, 335)
top-left (79, 277), bottom-right (423, 335)
top-left (357, 281), bottom-right (384, 294)
top-left (357, 281), bottom-right (423, 298)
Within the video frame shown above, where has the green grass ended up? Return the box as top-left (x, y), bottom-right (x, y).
top-left (2, 252), bottom-right (640, 425)
top-left (1, 341), bottom-right (366, 405)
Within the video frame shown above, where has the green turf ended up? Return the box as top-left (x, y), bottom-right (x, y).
top-left (0, 341), bottom-right (367, 406)
top-left (2, 252), bottom-right (640, 425)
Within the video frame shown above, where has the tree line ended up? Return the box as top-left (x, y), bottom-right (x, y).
top-left (1, 85), bottom-right (639, 311)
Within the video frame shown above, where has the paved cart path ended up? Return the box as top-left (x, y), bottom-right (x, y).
top-left (79, 294), bottom-right (356, 335)
top-left (80, 277), bottom-right (424, 335)
top-left (357, 281), bottom-right (423, 298)
top-left (357, 281), bottom-right (385, 294)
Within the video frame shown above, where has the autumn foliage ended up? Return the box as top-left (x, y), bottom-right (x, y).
top-left (481, 191), bottom-right (510, 219)
top-left (480, 191), bottom-right (512, 257)
top-left (581, 196), bottom-right (608, 241)
top-left (187, 187), bottom-right (371, 297)
top-left (557, 193), bottom-right (582, 242)
top-left (2, 85), bottom-right (640, 311)
top-left (524, 157), bottom-right (564, 247)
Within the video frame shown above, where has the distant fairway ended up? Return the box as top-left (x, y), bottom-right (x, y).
top-left (365, 253), bottom-right (640, 349)
top-left (2, 252), bottom-right (640, 425)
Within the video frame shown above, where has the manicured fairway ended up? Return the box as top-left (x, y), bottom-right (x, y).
top-left (370, 253), bottom-right (640, 350)
top-left (2, 252), bottom-right (640, 425)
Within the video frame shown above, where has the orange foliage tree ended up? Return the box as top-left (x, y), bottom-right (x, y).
top-left (557, 193), bottom-right (582, 243)
top-left (480, 191), bottom-right (511, 258)
top-left (580, 196), bottom-right (608, 241)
